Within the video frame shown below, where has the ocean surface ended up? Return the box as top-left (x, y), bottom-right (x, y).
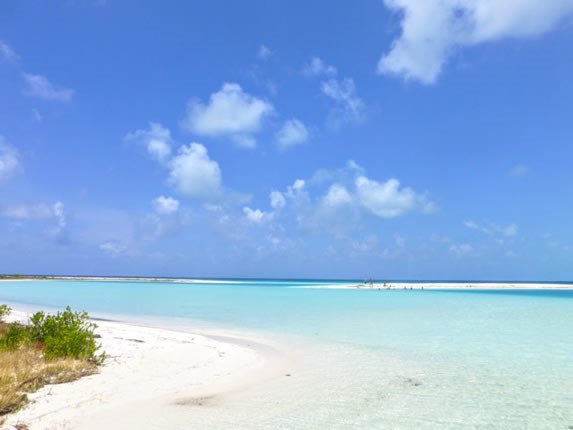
top-left (1, 279), bottom-right (572, 429)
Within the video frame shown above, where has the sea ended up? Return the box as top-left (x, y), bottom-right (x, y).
top-left (1, 279), bottom-right (572, 429)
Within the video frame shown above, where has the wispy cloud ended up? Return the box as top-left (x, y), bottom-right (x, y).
top-left (257, 44), bottom-right (273, 60)
top-left (509, 164), bottom-right (529, 177)
top-left (302, 57), bottom-right (337, 78)
top-left (0, 40), bottom-right (19, 63)
top-left (303, 57), bottom-right (366, 129)
top-left (22, 73), bottom-right (74, 102)
top-left (0, 137), bottom-right (20, 184)
top-left (321, 78), bottom-right (365, 128)
top-left (464, 220), bottom-right (518, 237)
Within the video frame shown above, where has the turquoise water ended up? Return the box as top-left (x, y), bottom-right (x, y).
top-left (1, 280), bottom-right (572, 429)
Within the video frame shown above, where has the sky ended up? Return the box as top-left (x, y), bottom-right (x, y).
top-left (1, 0), bottom-right (572, 280)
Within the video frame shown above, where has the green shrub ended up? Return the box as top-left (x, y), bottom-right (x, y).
top-left (0, 323), bottom-right (32, 350)
top-left (0, 306), bottom-right (104, 365)
top-left (0, 305), bottom-right (10, 321)
top-left (29, 307), bottom-right (105, 364)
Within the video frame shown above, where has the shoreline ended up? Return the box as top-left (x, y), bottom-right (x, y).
top-left (296, 282), bottom-right (573, 290)
top-left (1, 276), bottom-right (572, 290)
top-left (1, 308), bottom-right (286, 430)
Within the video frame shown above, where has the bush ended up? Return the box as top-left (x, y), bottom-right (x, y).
top-left (0, 306), bottom-right (104, 365)
top-left (0, 305), bottom-right (10, 321)
top-left (29, 307), bottom-right (105, 364)
top-left (0, 323), bottom-right (32, 350)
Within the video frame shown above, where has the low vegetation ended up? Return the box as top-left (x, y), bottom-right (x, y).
top-left (0, 305), bottom-right (104, 420)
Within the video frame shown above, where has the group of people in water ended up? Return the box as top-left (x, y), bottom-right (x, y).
top-left (359, 279), bottom-right (423, 290)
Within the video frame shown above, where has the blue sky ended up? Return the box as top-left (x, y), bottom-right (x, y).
top-left (1, 1), bottom-right (572, 280)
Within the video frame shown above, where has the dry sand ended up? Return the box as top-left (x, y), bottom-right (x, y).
top-left (2, 310), bottom-right (283, 430)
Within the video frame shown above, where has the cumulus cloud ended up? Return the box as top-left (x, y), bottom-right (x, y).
top-left (269, 191), bottom-right (286, 210)
top-left (275, 119), bottom-right (309, 150)
top-left (322, 184), bottom-right (353, 208)
top-left (0, 137), bottom-right (20, 183)
top-left (355, 176), bottom-right (434, 218)
top-left (22, 73), bottom-right (74, 102)
top-left (0, 40), bottom-right (18, 63)
top-left (125, 123), bottom-right (173, 164)
top-left (152, 196), bottom-right (180, 215)
top-left (303, 57), bottom-right (338, 77)
top-left (181, 83), bottom-right (274, 148)
top-left (243, 206), bottom-right (273, 223)
top-left (378, 0), bottom-right (573, 84)
top-left (168, 143), bottom-right (222, 198)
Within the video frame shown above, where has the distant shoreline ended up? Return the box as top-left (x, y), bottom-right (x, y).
top-left (1, 276), bottom-right (572, 290)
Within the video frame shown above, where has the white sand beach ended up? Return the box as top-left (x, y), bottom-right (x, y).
top-left (2, 310), bottom-right (283, 430)
top-left (299, 282), bottom-right (573, 290)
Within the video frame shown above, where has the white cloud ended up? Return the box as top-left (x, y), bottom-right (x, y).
top-left (352, 235), bottom-right (380, 254)
top-left (181, 83), bottom-right (273, 148)
top-left (0, 40), bottom-right (18, 63)
top-left (152, 196), bottom-right (180, 215)
top-left (430, 233), bottom-right (452, 243)
top-left (465, 219), bottom-right (518, 237)
top-left (269, 191), bottom-right (286, 210)
top-left (321, 78), bottom-right (365, 126)
top-left (53, 201), bottom-right (66, 229)
top-left (464, 220), bottom-right (479, 230)
top-left (0, 137), bottom-right (20, 183)
top-left (355, 176), bottom-right (433, 218)
top-left (32, 109), bottom-right (43, 122)
top-left (243, 207), bottom-right (273, 223)
top-left (286, 179), bottom-right (306, 199)
top-left (450, 243), bottom-right (473, 256)
top-left (168, 143), bottom-right (222, 198)
top-left (257, 45), bottom-right (273, 60)
top-left (275, 119), bottom-right (309, 150)
top-left (22, 73), bottom-right (74, 102)
top-left (509, 164), bottom-right (529, 177)
top-left (498, 223), bottom-right (518, 237)
top-left (378, 0), bottom-right (573, 84)
top-left (1, 200), bottom-right (68, 242)
top-left (322, 184), bottom-right (353, 208)
top-left (1, 203), bottom-right (53, 220)
top-left (303, 57), bottom-right (338, 77)
top-left (125, 123), bottom-right (173, 164)
top-left (99, 241), bottom-right (127, 257)
top-left (50, 201), bottom-right (69, 244)
top-left (394, 234), bottom-right (406, 248)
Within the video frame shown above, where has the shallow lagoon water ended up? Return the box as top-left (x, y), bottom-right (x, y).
top-left (1, 280), bottom-right (572, 429)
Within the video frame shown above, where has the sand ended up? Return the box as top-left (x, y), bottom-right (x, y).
top-left (298, 282), bottom-right (573, 290)
top-left (1, 310), bottom-right (283, 430)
